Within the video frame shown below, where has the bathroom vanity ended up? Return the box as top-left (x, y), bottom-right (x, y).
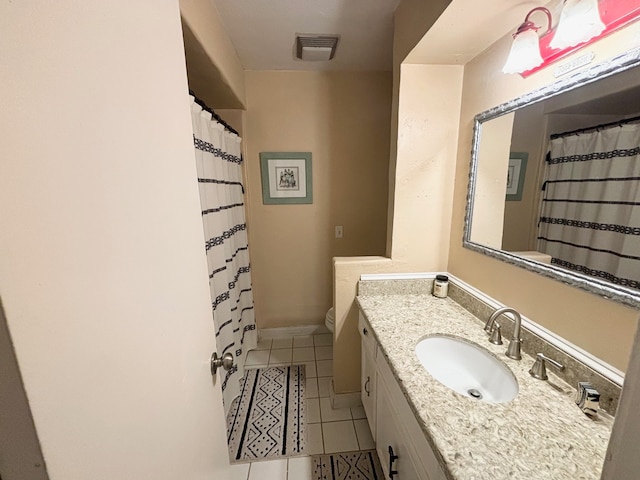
top-left (357, 278), bottom-right (615, 480)
top-left (360, 311), bottom-right (447, 480)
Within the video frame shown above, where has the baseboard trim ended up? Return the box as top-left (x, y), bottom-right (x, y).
top-left (330, 380), bottom-right (362, 409)
top-left (259, 325), bottom-right (330, 339)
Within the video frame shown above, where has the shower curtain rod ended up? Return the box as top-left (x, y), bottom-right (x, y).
top-left (550, 113), bottom-right (640, 139)
top-left (189, 90), bottom-right (240, 136)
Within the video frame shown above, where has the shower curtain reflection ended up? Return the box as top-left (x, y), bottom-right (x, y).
top-left (538, 121), bottom-right (640, 290)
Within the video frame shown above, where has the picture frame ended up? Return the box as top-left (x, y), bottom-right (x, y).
top-left (506, 152), bottom-right (528, 201)
top-left (259, 152), bottom-right (313, 205)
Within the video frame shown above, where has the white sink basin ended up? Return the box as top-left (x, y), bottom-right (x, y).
top-left (415, 335), bottom-right (518, 403)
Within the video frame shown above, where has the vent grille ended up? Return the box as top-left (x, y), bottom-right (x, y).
top-left (295, 35), bottom-right (340, 61)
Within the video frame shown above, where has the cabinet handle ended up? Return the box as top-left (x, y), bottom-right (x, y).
top-left (388, 445), bottom-right (398, 479)
top-left (364, 376), bottom-right (370, 396)
top-left (363, 327), bottom-right (368, 335)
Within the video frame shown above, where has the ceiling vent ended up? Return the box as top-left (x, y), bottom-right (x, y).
top-left (295, 35), bottom-right (340, 61)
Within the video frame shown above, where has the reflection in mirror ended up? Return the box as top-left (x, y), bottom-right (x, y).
top-left (465, 47), bottom-right (640, 307)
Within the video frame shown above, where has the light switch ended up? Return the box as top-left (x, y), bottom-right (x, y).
top-left (335, 226), bottom-right (343, 238)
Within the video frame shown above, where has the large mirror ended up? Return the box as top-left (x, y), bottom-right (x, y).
top-left (464, 47), bottom-right (640, 308)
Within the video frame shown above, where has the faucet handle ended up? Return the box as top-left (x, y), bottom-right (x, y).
top-left (529, 353), bottom-right (564, 380)
top-left (489, 323), bottom-right (503, 345)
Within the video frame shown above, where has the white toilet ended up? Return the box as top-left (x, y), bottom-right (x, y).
top-left (325, 307), bottom-right (335, 332)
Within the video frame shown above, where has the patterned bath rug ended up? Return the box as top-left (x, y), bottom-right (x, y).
top-left (226, 364), bottom-right (306, 462)
top-left (312, 450), bottom-right (384, 480)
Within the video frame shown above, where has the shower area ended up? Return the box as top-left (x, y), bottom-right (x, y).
top-left (189, 95), bottom-right (257, 413)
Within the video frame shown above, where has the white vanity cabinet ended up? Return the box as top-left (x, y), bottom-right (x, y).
top-left (359, 313), bottom-right (447, 480)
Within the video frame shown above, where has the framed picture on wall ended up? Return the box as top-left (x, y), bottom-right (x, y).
top-left (260, 152), bottom-right (313, 205)
top-left (506, 152), bottom-right (528, 201)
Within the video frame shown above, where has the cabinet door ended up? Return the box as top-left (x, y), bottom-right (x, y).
top-left (376, 353), bottom-right (446, 480)
top-left (376, 377), bottom-right (421, 480)
top-left (361, 341), bottom-right (377, 436)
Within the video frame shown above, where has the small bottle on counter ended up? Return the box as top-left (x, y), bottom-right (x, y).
top-left (432, 274), bottom-right (449, 298)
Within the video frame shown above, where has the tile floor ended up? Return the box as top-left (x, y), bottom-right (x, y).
top-left (232, 334), bottom-right (375, 480)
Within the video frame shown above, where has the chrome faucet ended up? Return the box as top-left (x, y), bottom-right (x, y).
top-left (484, 306), bottom-right (523, 360)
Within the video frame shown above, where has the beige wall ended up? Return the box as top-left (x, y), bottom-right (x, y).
top-left (392, 0), bottom-right (453, 63)
top-left (333, 257), bottom-right (392, 394)
top-left (386, 0), bottom-right (453, 254)
top-left (333, 0), bottom-right (465, 395)
top-left (448, 22), bottom-right (640, 372)
top-left (244, 71), bottom-right (391, 329)
top-left (388, 64), bottom-right (463, 270)
top-left (180, 0), bottom-right (246, 108)
top-left (216, 110), bottom-right (244, 136)
top-left (1, 1), bottom-right (232, 477)
top-left (333, 64), bottom-right (464, 394)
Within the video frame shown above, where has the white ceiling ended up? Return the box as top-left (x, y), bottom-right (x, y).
top-left (213, 0), bottom-right (402, 71)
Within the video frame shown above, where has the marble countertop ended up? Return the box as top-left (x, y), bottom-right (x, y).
top-left (356, 293), bottom-right (613, 480)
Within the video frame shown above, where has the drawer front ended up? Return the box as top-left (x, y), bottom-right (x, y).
top-left (358, 312), bottom-right (376, 359)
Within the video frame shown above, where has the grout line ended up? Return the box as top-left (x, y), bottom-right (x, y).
top-left (320, 418), bottom-right (353, 424)
top-left (352, 419), bottom-right (359, 451)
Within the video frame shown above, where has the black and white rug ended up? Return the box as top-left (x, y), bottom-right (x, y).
top-left (312, 450), bottom-right (383, 480)
top-left (226, 365), bottom-right (306, 462)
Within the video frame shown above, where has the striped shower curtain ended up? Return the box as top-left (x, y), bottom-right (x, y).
top-left (190, 97), bottom-right (257, 414)
top-left (537, 122), bottom-right (640, 290)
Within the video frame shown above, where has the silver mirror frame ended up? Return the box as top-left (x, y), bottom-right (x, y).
top-left (463, 46), bottom-right (640, 308)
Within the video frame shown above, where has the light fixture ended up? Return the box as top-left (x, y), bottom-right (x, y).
top-left (549, 0), bottom-right (605, 50)
top-left (502, 7), bottom-right (552, 75)
top-left (503, 1), bottom-right (640, 78)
